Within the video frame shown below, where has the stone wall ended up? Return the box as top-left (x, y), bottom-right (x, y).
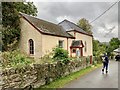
top-left (1, 57), bottom-right (91, 89)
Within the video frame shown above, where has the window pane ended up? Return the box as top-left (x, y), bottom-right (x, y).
top-left (29, 39), bottom-right (34, 54)
top-left (59, 40), bottom-right (63, 48)
top-left (72, 49), bottom-right (76, 53)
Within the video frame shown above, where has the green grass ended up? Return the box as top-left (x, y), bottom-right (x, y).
top-left (38, 64), bottom-right (102, 89)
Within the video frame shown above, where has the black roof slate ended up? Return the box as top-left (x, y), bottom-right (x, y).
top-left (20, 13), bottom-right (74, 38)
top-left (59, 19), bottom-right (92, 36)
top-left (71, 40), bottom-right (83, 47)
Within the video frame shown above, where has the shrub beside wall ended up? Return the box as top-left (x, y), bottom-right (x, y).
top-left (1, 56), bottom-right (91, 89)
top-left (93, 56), bottom-right (102, 64)
top-left (1, 50), bottom-right (33, 68)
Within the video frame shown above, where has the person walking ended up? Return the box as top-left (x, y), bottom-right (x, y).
top-left (102, 53), bottom-right (109, 74)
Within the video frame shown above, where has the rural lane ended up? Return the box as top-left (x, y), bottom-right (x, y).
top-left (63, 60), bottom-right (118, 88)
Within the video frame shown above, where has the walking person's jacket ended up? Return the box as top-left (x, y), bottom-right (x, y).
top-left (104, 56), bottom-right (109, 63)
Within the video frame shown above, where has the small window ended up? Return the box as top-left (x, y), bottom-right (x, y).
top-left (85, 41), bottom-right (87, 52)
top-left (29, 39), bottom-right (34, 55)
top-left (72, 48), bottom-right (76, 53)
top-left (59, 40), bottom-right (64, 48)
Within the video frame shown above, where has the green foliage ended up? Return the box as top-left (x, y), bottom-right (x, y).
top-left (93, 56), bottom-right (102, 65)
top-left (38, 53), bottom-right (54, 64)
top-left (106, 38), bottom-right (120, 56)
top-left (37, 47), bottom-right (70, 64)
top-left (1, 50), bottom-right (33, 68)
top-left (14, 2), bottom-right (38, 16)
top-left (77, 18), bottom-right (92, 34)
top-left (93, 38), bottom-right (120, 58)
top-left (61, 58), bottom-right (70, 64)
top-left (2, 2), bottom-right (38, 51)
top-left (2, 2), bottom-right (37, 28)
top-left (93, 39), bottom-right (107, 57)
top-left (93, 40), bottom-right (99, 56)
top-left (86, 56), bottom-right (90, 64)
top-left (52, 47), bottom-right (69, 62)
top-left (2, 27), bottom-right (20, 51)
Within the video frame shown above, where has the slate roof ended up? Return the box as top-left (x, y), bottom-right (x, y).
top-left (71, 40), bottom-right (84, 47)
top-left (20, 13), bottom-right (74, 38)
top-left (58, 19), bottom-right (92, 36)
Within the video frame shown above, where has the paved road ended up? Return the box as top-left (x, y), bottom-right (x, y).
top-left (63, 60), bottom-right (118, 88)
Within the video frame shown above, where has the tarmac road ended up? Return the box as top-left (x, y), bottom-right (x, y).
top-left (63, 60), bottom-right (118, 88)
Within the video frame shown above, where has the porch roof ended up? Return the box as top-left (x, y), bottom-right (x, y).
top-left (70, 40), bottom-right (84, 48)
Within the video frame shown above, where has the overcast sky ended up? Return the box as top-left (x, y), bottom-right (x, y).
top-left (32, 1), bottom-right (118, 42)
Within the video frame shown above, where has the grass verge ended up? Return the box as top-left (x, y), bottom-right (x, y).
top-left (38, 64), bottom-right (102, 89)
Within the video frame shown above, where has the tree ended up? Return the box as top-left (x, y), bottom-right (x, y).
top-left (109, 38), bottom-right (120, 48)
top-left (2, 2), bottom-right (38, 51)
top-left (93, 39), bottom-right (99, 56)
top-left (106, 38), bottom-right (120, 55)
top-left (93, 39), bottom-right (107, 57)
top-left (77, 18), bottom-right (92, 34)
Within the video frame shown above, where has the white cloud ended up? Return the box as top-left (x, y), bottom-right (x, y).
top-left (56, 16), bottom-right (76, 22)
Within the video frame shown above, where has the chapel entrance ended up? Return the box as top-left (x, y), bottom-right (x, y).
top-left (70, 40), bottom-right (84, 57)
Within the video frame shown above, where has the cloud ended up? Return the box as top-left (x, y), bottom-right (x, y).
top-left (56, 16), bottom-right (73, 22)
top-left (33, 2), bottom-right (118, 42)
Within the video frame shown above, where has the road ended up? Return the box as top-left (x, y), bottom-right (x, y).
top-left (63, 60), bottom-right (118, 88)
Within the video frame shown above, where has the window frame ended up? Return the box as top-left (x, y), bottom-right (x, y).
top-left (29, 39), bottom-right (34, 55)
top-left (58, 40), bottom-right (64, 48)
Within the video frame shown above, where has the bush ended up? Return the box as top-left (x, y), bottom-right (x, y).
top-left (38, 53), bottom-right (54, 64)
top-left (1, 50), bottom-right (33, 68)
top-left (61, 58), bottom-right (70, 64)
top-left (93, 56), bottom-right (102, 64)
top-left (52, 47), bottom-right (69, 64)
top-left (86, 56), bottom-right (90, 64)
top-left (53, 47), bottom-right (68, 60)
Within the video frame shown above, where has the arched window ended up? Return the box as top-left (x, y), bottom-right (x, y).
top-left (29, 39), bottom-right (34, 55)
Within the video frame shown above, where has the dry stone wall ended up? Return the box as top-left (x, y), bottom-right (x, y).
top-left (1, 57), bottom-right (91, 89)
